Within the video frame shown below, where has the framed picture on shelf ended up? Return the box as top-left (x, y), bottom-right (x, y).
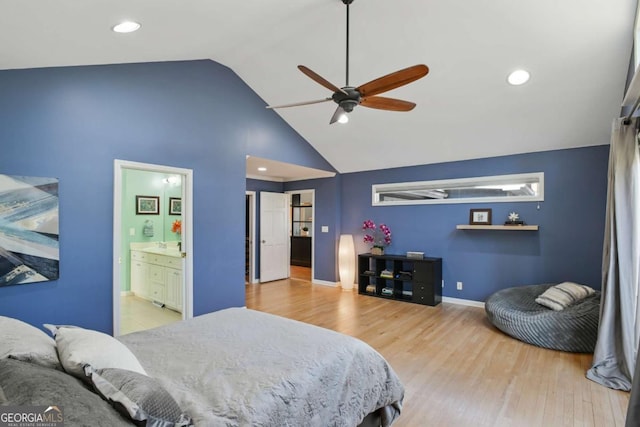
top-left (469, 208), bottom-right (492, 225)
top-left (136, 196), bottom-right (160, 215)
top-left (169, 197), bottom-right (182, 215)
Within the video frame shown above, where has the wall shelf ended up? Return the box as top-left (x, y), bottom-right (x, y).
top-left (456, 224), bottom-right (539, 231)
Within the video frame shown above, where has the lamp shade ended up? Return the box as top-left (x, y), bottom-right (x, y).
top-left (338, 234), bottom-right (356, 290)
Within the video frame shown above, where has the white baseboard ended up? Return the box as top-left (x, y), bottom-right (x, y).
top-left (312, 279), bottom-right (338, 287)
top-left (120, 291), bottom-right (133, 297)
top-left (442, 296), bottom-right (485, 308)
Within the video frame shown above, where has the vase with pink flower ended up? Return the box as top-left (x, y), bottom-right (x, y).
top-left (362, 219), bottom-right (391, 255)
top-left (171, 220), bottom-right (182, 251)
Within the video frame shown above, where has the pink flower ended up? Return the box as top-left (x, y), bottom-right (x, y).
top-left (362, 219), bottom-right (392, 247)
top-left (362, 219), bottom-right (376, 230)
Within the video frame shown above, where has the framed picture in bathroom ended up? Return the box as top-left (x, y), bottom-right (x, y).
top-left (136, 195), bottom-right (159, 215)
top-left (169, 197), bottom-right (182, 215)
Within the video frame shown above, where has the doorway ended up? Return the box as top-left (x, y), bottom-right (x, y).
top-left (245, 191), bottom-right (256, 284)
top-left (246, 189), bottom-right (316, 284)
top-left (112, 160), bottom-right (193, 336)
top-left (287, 190), bottom-right (314, 282)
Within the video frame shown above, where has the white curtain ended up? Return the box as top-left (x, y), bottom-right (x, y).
top-left (587, 117), bottom-right (640, 391)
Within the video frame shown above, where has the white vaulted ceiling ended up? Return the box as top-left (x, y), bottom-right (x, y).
top-left (0, 0), bottom-right (636, 173)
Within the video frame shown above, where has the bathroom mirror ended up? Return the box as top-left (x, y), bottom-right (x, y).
top-left (372, 172), bottom-right (544, 206)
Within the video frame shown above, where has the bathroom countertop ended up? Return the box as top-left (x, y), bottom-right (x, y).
top-left (140, 247), bottom-right (182, 258)
top-left (130, 242), bottom-right (181, 258)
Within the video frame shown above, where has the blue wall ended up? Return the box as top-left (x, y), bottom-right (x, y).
top-left (0, 60), bottom-right (334, 332)
top-left (340, 146), bottom-right (609, 302)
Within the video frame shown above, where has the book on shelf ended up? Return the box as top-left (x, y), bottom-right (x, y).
top-left (365, 285), bottom-right (376, 293)
top-left (381, 287), bottom-right (394, 296)
top-left (402, 290), bottom-right (413, 297)
top-left (363, 270), bottom-right (376, 276)
top-left (380, 269), bottom-right (394, 279)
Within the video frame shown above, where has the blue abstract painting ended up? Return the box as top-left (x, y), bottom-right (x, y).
top-left (0, 175), bottom-right (59, 286)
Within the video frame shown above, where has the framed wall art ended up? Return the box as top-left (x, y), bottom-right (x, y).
top-left (136, 195), bottom-right (160, 215)
top-left (469, 208), bottom-right (492, 225)
top-left (169, 197), bottom-right (182, 215)
top-left (0, 174), bottom-right (59, 287)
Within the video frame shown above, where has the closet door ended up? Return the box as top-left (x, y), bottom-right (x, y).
top-left (259, 192), bottom-right (289, 282)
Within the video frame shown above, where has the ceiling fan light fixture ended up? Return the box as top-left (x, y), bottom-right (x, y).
top-left (112, 21), bottom-right (141, 33)
top-left (265, 0), bottom-right (429, 124)
top-left (507, 69), bottom-right (530, 86)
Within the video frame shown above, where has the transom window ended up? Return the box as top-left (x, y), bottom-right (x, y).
top-left (372, 172), bottom-right (544, 206)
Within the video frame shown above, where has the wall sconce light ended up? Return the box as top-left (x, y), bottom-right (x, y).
top-left (338, 234), bottom-right (356, 291)
top-left (163, 176), bottom-right (179, 185)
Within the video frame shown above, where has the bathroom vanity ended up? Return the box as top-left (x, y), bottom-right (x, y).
top-left (130, 243), bottom-right (183, 312)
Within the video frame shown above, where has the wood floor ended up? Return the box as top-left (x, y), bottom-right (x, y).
top-left (246, 279), bottom-right (629, 427)
top-left (289, 265), bottom-right (311, 281)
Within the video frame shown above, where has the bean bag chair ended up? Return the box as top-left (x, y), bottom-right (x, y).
top-left (485, 283), bottom-right (600, 353)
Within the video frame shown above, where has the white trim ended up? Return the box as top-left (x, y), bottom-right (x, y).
top-left (113, 159), bottom-right (194, 337)
top-left (246, 173), bottom-right (285, 182)
top-left (245, 191), bottom-right (258, 284)
top-left (313, 279), bottom-right (338, 287)
top-left (442, 296), bottom-right (485, 308)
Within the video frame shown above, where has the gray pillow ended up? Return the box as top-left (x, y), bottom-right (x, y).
top-left (85, 365), bottom-right (192, 427)
top-left (0, 358), bottom-right (132, 426)
top-left (43, 324), bottom-right (147, 378)
top-left (0, 316), bottom-right (60, 370)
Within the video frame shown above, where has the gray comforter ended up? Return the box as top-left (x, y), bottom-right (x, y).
top-left (118, 308), bottom-right (404, 427)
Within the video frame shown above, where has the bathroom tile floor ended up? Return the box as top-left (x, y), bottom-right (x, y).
top-left (119, 295), bottom-right (182, 335)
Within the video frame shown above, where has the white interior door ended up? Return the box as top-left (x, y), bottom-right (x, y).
top-left (260, 192), bottom-right (289, 282)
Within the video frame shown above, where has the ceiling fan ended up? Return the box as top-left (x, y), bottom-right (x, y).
top-left (266, 0), bottom-right (429, 124)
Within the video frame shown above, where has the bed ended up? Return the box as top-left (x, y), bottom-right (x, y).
top-left (0, 308), bottom-right (404, 426)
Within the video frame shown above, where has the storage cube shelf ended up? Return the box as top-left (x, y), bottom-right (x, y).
top-left (358, 253), bottom-right (442, 306)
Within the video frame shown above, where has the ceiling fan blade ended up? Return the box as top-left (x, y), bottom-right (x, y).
top-left (329, 105), bottom-right (346, 125)
top-left (360, 96), bottom-right (416, 112)
top-left (357, 64), bottom-right (429, 98)
top-left (298, 65), bottom-right (348, 95)
top-left (266, 98), bottom-right (332, 109)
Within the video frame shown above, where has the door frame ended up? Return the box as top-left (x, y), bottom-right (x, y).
top-left (112, 159), bottom-right (194, 336)
top-left (245, 191), bottom-right (257, 284)
top-left (285, 189), bottom-right (315, 281)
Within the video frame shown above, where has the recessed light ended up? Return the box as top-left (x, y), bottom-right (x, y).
top-left (112, 21), bottom-right (141, 33)
top-left (257, 167), bottom-right (267, 172)
top-left (507, 69), bottom-right (530, 86)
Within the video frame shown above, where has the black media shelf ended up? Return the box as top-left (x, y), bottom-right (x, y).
top-left (358, 253), bottom-right (442, 306)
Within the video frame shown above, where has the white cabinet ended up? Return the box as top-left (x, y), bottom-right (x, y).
top-left (130, 251), bottom-right (150, 299)
top-left (130, 250), bottom-right (182, 312)
top-left (148, 264), bottom-right (166, 305)
top-left (165, 268), bottom-right (182, 311)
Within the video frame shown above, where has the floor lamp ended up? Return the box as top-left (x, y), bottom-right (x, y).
top-left (338, 234), bottom-right (356, 291)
